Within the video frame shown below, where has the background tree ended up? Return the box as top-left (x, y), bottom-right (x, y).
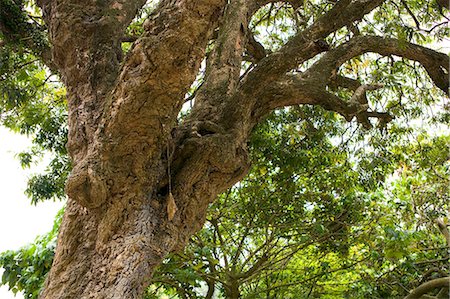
top-left (0, 0), bottom-right (448, 298)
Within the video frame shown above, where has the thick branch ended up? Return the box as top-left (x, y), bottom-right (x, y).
top-left (207, 0), bottom-right (385, 135)
top-left (105, 0), bottom-right (226, 143)
top-left (256, 73), bottom-right (392, 128)
top-left (306, 35), bottom-right (450, 95)
top-left (404, 277), bottom-right (450, 299)
top-left (189, 0), bottom-right (251, 121)
top-left (238, 0), bottom-right (385, 97)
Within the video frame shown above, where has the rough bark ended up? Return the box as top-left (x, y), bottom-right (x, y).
top-left (1, 0), bottom-right (448, 298)
top-left (38, 1), bottom-right (233, 298)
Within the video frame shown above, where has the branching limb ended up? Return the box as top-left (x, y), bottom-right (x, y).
top-left (210, 0), bottom-right (386, 134)
top-left (238, 0), bottom-right (385, 98)
top-left (305, 35), bottom-right (449, 95)
top-left (255, 73), bottom-right (392, 129)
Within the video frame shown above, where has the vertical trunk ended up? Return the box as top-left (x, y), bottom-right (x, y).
top-left (40, 149), bottom-right (249, 298)
top-left (39, 109), bottom-right (250, 299)
top-left (40, 191), bottom-right (176, 299)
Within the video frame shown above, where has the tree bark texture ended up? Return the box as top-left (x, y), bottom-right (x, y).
top-left (1, 0), bottom-right (448, 298)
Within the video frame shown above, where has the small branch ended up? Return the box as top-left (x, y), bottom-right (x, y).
top-left (400, 0), bottom-right (421, 30)
top-left (424, 21), bottom-right (448, 33)
top-left (184, 81), bottom-right (204, 103)
top-left (414, 257), bottom-right (450, 265)
top-left (210, 218), bottom-right (230, 271)
top-left (347, 22), bottom-right (360, 36)
top-left (348, 83), bottom-right (385, 129)
top-left (350, 83), bottom-right (384, 107)
top-left (245, 30), bottom-right (267, 62)
top-left (421, 268), bottom-right (448, 282)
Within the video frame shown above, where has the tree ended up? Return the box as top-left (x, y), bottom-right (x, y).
top-left (0, 0), bottom-right (448, 298)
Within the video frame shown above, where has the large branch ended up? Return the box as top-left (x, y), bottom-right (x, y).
top-left (36, 0), bottom-right (148, 90)
top-left (104, 0), bottom-right (226, 144)
top-left (256, 73), bottom-right (391, 128)
top-left (252, 35), bottom-right (449, 128)
top-left (207, 0), bottom-right (385, 135)
top-left (237, 0), bottom-right (386, 98)
top-left (188, 0), bottom-right (252, 121)
top-left (305, 35), bottom-right (450, 95)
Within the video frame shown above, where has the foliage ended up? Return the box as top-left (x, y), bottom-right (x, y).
top-left (0, 41), bottom-right (69, 203)
top-left (0, 208), bottom-right (63, 298)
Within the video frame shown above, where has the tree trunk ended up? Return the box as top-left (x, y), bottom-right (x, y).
top-left (35, 0), bottom-right (252, 298)
top-left (39, 116), bottom-right (250, 299)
